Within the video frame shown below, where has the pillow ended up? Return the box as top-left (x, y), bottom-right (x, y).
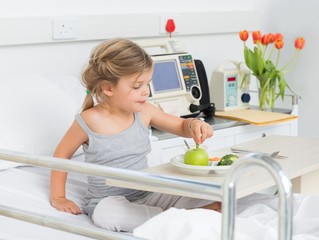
top-left (0, 74), bottom-right (79, 159)
top-left (45, 75), bottom-right (86, 110)
top-left (45, 75), bottom-right (86, 156)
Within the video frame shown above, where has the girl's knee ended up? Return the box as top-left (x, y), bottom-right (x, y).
top-left (92, 196), bottom-right (129, 232)
top-left (92, 196), bottom-right (162, 232)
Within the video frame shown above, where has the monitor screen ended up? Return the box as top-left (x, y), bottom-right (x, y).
top-left (152, 60), bottom-right (182, 94)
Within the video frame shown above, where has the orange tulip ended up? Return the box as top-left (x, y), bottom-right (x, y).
top-left (268, 33), bottom-right (275, 43)
top-left (295, 37), bottom-right (305, 50)
top-left (274, 33), bottom-right (283, 41)
top-left (261, 33), bottom-right (274, 46)
top-left (252, 31), bottom-right (261, 43)
top-left (275, 39), bottom-right (284, 49)
top-left (239, 30), bottom-right (249, 41)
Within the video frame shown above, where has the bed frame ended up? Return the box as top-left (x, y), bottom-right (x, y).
top-left (0, 149), bottom-right (293, 240)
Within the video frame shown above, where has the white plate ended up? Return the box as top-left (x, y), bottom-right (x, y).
top-left (170, 154), bottom-right (230, 176)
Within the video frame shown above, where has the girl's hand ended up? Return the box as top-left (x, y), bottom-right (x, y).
top-left (188, 118), bottom-right (213, 144)
top-left (51, 197), bottom-right (82, 215)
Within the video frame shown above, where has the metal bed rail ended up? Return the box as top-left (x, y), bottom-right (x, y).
top-left (222, 153), bottom-right (293, 240)
top-left (0, 149), bottom-right (292, 240)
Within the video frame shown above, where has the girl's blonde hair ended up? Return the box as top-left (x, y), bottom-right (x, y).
top-left (81, 38), bottom-right (153, 111)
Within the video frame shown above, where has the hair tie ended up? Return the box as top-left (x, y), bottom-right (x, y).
top-left (86, 90), bottom-right (91, 95)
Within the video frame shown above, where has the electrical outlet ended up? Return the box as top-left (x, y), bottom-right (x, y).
top-left (159, 15), bottom-right (181, 34)
top-left (52, 17), bottom-right (79, 40)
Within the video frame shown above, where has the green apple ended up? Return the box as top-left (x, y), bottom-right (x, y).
top-left (184, 148), bottom-right (209, 166)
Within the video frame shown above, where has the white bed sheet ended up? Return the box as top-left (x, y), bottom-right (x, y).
top-left (134, 193), bottom-right (319, 240)
top-left (0, 156), bottom-right (96, 240)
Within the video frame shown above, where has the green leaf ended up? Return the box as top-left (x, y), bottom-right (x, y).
top-left (244, 46), bottom-right (258, 75)
top-left (277, 73), bottom-right (287, 100)
top-left (265, 60), bottom-right (275, 72)
top-left (254, 47), bottom-right (265, 76)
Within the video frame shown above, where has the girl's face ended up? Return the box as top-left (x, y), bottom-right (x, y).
top-left (110, 69), bottom-right (152, 113)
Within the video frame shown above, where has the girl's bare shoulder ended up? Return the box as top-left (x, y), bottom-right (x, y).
top-left (78, 106), bottom-right (109, 132)
top-left (140, 102), bottom-right (162, 118)
top-left (80, 106), bottom-right (101, 121)
top-left (139, 102), bottom-right (160, 126)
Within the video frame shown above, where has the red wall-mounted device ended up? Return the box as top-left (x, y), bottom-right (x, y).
top-left (165, 19), bottom-right (175, 37)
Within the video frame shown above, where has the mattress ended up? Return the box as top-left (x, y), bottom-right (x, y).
top-left (0, 156), bottom-right (97, 240)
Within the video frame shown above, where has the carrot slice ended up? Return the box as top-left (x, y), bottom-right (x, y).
top-left (209, 157), bottom-right (221, 161)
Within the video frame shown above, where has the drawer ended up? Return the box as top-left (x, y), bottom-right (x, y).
top-left (235, 124), bottom-right (291, 144)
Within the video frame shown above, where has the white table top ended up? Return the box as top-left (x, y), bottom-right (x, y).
top-left (106, 135), bottom-right (319, 200)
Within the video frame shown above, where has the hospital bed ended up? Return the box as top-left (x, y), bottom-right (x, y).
top-left (0, 147), bottom-right (293, 240)
top-left (0, 74), bottom-right (295, 240)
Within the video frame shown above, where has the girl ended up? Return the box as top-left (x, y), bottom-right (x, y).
top-left (50, 38), bottom-right (220, 232)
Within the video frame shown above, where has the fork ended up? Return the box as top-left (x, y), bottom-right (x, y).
top-left (230, 148), bottom-right (287, 159)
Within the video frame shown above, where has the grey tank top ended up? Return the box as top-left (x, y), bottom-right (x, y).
top-left (75, 112), bottom-right (152, 217)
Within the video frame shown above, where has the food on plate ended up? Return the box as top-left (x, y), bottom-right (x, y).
top-left (209, 156), bottom-right (221, 161)
top-left (217, 154), bottom-right (238, 166)
top-left (184, 147), bottom-right (209, 166)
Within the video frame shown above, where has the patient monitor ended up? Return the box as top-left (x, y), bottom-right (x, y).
top-left (137, 39), bottom-right (203, 118)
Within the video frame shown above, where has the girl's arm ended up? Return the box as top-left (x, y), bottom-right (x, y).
top-left (143, 103), bottom-right (213, 144)
top-left (50, 120), bottom-right (88, 215)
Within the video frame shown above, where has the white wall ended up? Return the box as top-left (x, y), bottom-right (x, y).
top-left (0, 1), bottom-right (257, 80)
top-left (0, 0), bottom-right (254, 16)
top-left (253, 0), bottom-right (319, 138)
top-left (0, 0), bottom-right (317, 138)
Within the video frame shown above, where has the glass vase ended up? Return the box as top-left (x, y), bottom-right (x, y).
top-left (257, 78), bottom-right (276, 111)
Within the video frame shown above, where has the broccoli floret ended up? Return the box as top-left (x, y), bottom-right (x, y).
top-left (217, 154), bottom-right (238, 166)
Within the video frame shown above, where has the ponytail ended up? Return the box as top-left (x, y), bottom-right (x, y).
top-left (82, 93), bottom-right (95, 112)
